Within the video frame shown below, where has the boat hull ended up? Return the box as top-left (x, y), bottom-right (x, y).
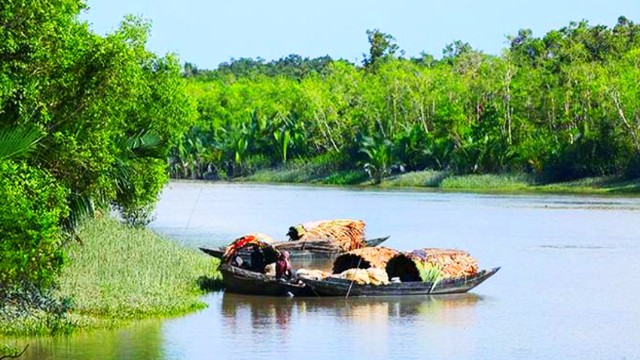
top-left (220, 264), bottom-right (312, 296)
top-left (299, 267), bottom-right (500, 297)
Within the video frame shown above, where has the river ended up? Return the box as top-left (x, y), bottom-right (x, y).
top-left (19, 181), bottom-right (640, 359)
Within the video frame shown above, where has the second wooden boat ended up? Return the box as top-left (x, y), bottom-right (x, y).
top-left (298, 267), bottom-right (500, 297)
top-left (200, 236), bottom-right (390, 260)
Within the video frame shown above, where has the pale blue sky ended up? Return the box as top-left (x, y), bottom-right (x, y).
top-left (82, 0), bottom-right (639, 69)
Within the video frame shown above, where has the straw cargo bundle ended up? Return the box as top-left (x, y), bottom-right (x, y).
top-left (386, 248), bottom-right (479, 282)
top-left (333, 268), bottom-right (390, 286)
top-left (332, 247), bottom-right (400, 273)
top-left (287, 219), bottom-right (366, 252)
top-left (295, 268), bottom-right (331, 281)
top-left (410, 248), bottom-right (479, 279)
top-left (367, 268), bottom-right (390, 286)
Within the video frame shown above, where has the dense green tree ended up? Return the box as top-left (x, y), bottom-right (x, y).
top-left (363, 29), bottom-right (399, 70)
top-left (1, 0), bottom-right (195, 295)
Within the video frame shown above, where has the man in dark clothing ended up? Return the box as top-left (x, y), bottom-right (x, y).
top-left (275, 250), bottom-right (292, 279)
top-left (249, 247), bottom-right (265, 272)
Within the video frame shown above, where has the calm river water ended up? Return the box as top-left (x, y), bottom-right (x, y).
top-left (19, 182), bottom-right (640, 359)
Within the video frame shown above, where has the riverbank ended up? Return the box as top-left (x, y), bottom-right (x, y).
top-left (0, 217), bottom-right (220, 337)
top-left (242, 167), bottom-right (640, 194)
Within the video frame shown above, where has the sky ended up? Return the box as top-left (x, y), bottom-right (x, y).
top-left (82, 0), bottom-right (639, 69)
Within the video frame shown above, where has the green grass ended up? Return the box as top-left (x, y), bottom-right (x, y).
top-left (440, 173), bottom-right (535, 192)
top-left (243, 160), bottom-right (369, 185)
top-left (244, 167), bottom-right (317, 183)
top-left (0, 308), bottom-right (74, 337)
top-left (321, 170), bottom-right (369, 185)
top-left (534, 176), bottom-right (640, 193)
top-left (380, 170), bottom-right (450, 188)
top-left (241, 165), bottom-right (640, 195)
top-left (0, 217), bottom-right (220, 336)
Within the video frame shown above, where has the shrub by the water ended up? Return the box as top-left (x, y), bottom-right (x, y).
top-left (0, 161), bottom-right (69, 292)
top-left (1, 216), bottom-right (221, 336)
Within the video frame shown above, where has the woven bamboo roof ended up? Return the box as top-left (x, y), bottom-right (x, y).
top-left (386, 248), bottom-right (479, 281)
top-left (287, 219), bottom-right (366, 252)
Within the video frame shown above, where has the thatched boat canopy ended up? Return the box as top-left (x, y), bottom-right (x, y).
top-left (286, 219), bottom-right (366, 252)
top-left (222, 235), bottom-right (280, 266)
top-left (385, 248), bottom-right (479, 282)
top-left (332, 247), bottom-right (400, 274)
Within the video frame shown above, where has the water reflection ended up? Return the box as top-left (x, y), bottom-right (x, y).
top-left (221, 294), bottom-right (294, 333)
top-left (201, 291), bottom-right (486, 359)
top-left (14, 183), bottom-right (640, 359)
top-left (16, 320), bottom-right (164, 360)
top-left (221, 292), bottom-right (482, 330)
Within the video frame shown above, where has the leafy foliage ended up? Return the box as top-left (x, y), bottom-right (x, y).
top-left (0, 161), bottom-right (69, 290)
top-left (0, 126), bottom-right (41, 161)
top-left (0, 1), bottom-right (195, 298)
top-left (176, 18), bottom-right (640, 184)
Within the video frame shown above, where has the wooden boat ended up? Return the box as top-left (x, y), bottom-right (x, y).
top-left (220, 263), bottom-right (312, 296)
top-left (199, 236), bottom-right (390, 260)
top-left (211, 233), bottom-right (500, 297)
top-left (216, 235), bottom-right (314, 296)
top-left (295, 247), bottom-right (500, 297)
top-left (298, 267), bottom-right (500, 297)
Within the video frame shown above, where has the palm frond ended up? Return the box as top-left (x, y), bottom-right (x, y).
top-left (125, 129), bottom-right (165, 159)
top-left (63, 193), bottom-right (95, 233)
top-left (0, 126), bottom-right (42, 161)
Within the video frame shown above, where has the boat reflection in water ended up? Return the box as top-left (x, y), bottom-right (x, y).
top-left (221, 291), bottom-right (483, 331)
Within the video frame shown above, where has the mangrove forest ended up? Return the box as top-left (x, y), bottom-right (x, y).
top-left (174, 20), bottom-right (640, 186)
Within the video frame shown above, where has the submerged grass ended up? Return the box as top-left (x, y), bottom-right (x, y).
top-left (0, 217), bottom-right (220, 336)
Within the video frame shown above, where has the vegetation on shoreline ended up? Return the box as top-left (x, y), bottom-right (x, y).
top-left (0, 217), bottom-right (220, 337)
top-left (173, 18), bottom-right (640, 190)
top-left (241, 166), bottom-right (640, 194)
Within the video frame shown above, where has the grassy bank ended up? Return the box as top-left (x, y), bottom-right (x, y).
top-left (0, 217), bottom-right (220, 336)
top-left (243, 167), bottom-right (640, 194)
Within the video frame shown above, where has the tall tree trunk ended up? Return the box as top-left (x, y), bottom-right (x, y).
top-left (611, 90), bottom-right (640, 153)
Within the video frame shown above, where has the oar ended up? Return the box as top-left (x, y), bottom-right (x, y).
top-left (345, 257), bottom-right (363, 299)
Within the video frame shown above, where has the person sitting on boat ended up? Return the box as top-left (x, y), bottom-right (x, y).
top-left (248, 245), bottom-right (266, 272)
top-left (275, 250), bottom-right (292, 280)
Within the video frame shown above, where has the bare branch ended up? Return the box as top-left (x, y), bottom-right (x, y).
top-left (0, 345), bottom-right (29, 360)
